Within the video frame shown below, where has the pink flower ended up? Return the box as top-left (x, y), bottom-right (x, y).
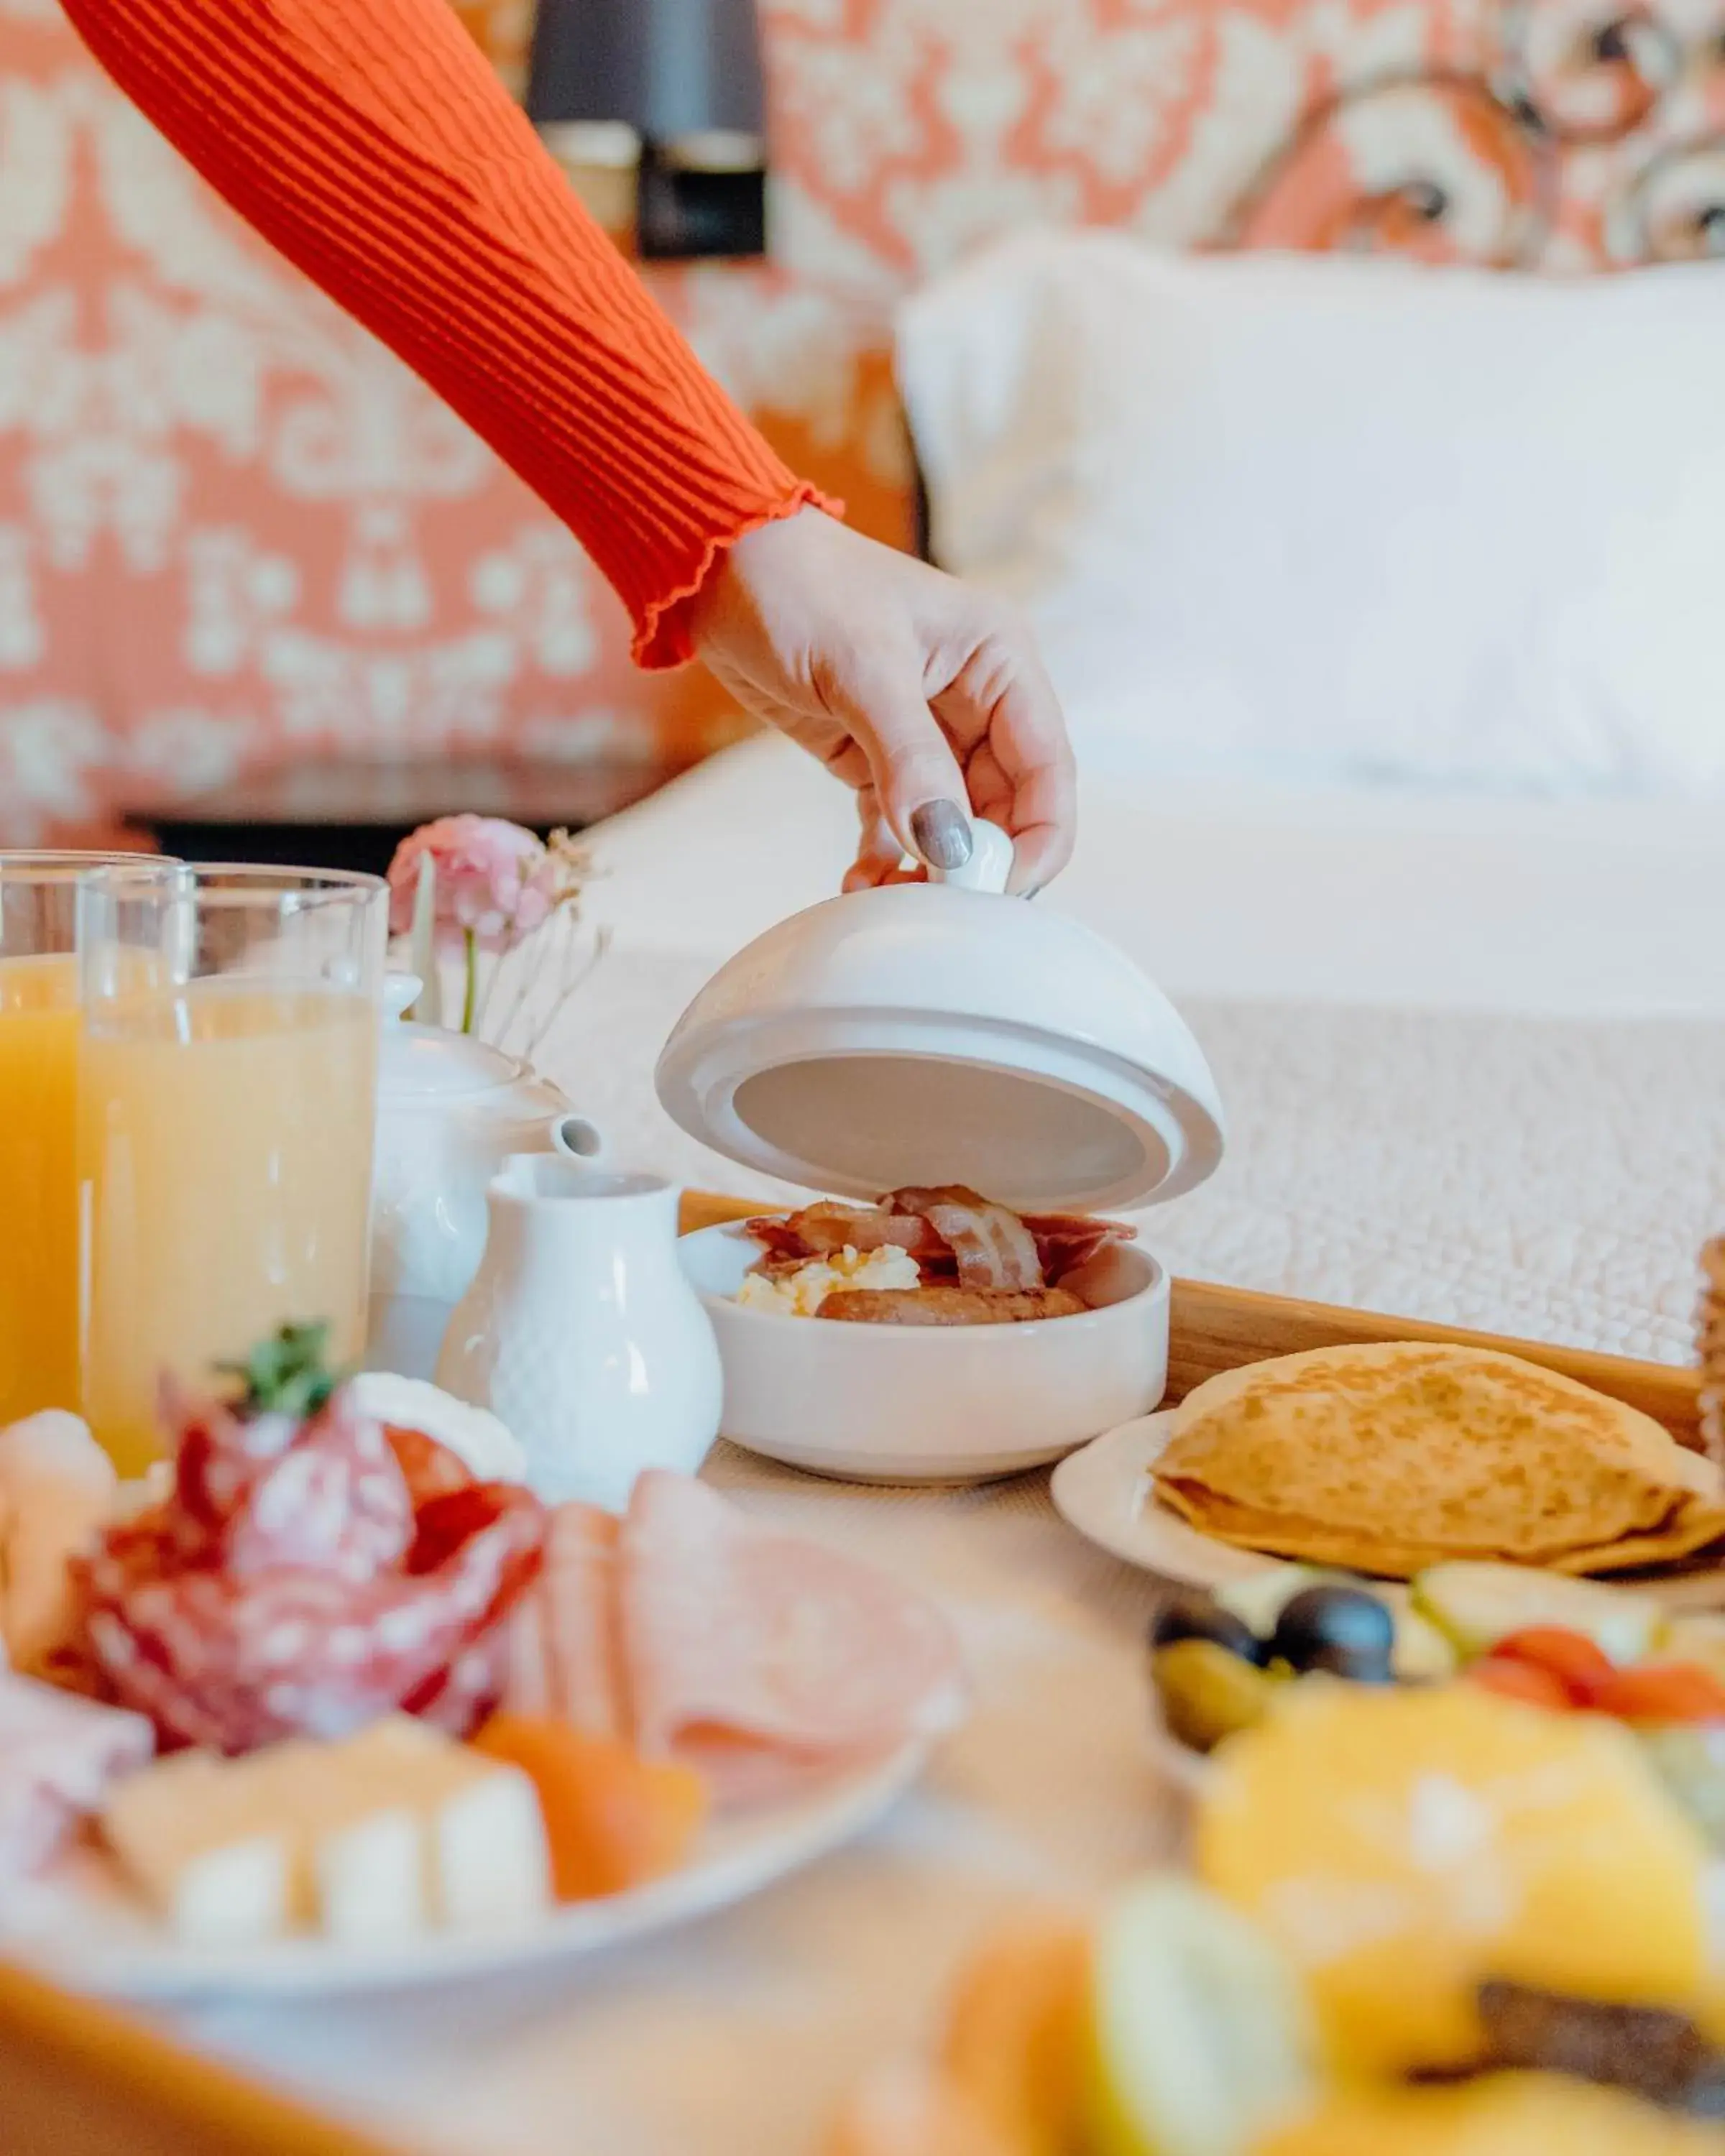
top-left (387, 816), bottom-right (559, 953)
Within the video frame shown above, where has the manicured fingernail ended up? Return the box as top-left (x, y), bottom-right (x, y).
top-left (911, 800), bottom-right (972, 871)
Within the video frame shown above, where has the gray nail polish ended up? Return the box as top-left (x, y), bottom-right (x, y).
top-left (911, 800), bottom-right (973, 872)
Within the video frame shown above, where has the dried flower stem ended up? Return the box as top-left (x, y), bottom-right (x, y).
top-left (522, 923), bottom-right (613, 1063)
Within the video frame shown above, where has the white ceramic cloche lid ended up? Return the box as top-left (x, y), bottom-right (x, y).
top-left (654, 821), bottom-right (1225, 1214)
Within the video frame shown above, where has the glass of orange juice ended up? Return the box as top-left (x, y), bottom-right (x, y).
top-left (78, 865), bottom-right (387, 1473)
top-left (0, 852), bottom-right (176, 1430)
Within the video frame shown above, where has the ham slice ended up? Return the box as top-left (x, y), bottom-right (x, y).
top-left (543, 1504), bottom-right (625, 1738)
top-left (502, 1476), bottom-right (963, 1807)
top-left (502, 1502), bottom-right (624, 1737)
top-left (619, 1473), bottom-right (962, 1802)
top-left (889, 1189), bottom-right (1044, 1291)
top-left (0, 1413), bottom-right (119, 1677)
top-left (0, 1669), bottom-right (153, 1884)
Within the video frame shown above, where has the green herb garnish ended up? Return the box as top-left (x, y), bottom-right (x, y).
top-left (216, 1322), bottom-right (347, 1419)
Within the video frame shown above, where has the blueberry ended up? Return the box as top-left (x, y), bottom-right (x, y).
top-left (1270, 1585), bottom-right (1396, 1682)
top-left (1150, 1588), bottom-right (1265, 1666)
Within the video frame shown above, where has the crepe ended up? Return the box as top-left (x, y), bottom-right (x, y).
top-left (1152, 1342), bottom-right (1725, 1580)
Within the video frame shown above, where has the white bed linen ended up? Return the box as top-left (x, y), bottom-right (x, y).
top-left (897, 239), bottom-right (1725, 797)
top-left (588, 731), bottom-right (1725, 1017)
top-left (150, 736), bottom-right (1725, 2154)
top-left (569, 732), bottom-right (1725, 1362)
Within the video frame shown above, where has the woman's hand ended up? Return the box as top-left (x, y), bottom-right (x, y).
top-left (689, 509), bottom-right (1076, 895)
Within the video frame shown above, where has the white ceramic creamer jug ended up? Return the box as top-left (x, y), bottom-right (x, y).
top-left (367, 978), bottom-right (608, 1381)
top-left (434, 1156), bottom-right (723, 1508)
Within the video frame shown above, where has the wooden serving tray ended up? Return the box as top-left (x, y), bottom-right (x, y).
top-left (1, 1200), bottom-right (1703, 2156)
top-left (0, 1961), bottom-right (394, 2156)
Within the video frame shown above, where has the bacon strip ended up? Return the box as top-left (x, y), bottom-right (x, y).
top-left (745, 1195), bottom-right (1134, 1288)
top-left (1022, 1214), bottom-right (1137, 1279)
top-left (888, 1188), bottom-right (1044, 1291)
top-left (748, 1203), bottom-right (949, 1263)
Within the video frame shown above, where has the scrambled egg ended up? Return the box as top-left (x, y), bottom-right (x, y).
top-left (736, 1244), bottom-right (920, 1318)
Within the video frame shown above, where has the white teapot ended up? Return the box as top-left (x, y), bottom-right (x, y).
top-left (367, 978), bottom-right (604, 1380)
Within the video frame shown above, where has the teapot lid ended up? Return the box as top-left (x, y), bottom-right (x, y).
top-left (654, 822), bottom-right (1225, 1212)
top-left (380, 1020), bottom-right (529, 1102)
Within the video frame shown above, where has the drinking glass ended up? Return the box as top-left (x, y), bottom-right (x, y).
top-left (78, 865), bottom-right (387, 1473)
top-left (0, 852), bottom-right (176, 1429)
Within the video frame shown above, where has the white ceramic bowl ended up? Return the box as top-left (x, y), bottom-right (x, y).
top-left (678, 1221), bottom-right (1170, 1484)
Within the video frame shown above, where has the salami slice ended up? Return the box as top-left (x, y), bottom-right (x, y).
top-left (222, 1391), bottom-right (413, 1587)
top-left (84, 1482), bottom-right (545, 1753)
top-left (383, 1424), bottom-right (477, 1508)
top-left (167, 1385), bottom-right (295, 1547)
top-left (403, 1614), bottom-right (518, 1737)
top-left (619, 1473), bottom-right (962, 1787)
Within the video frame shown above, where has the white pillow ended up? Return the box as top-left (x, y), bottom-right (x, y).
top-left (896, 236), bottom-right (1725, 793)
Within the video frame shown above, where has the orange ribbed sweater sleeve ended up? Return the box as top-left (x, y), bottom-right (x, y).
top-left (59, 0), bottom-right (836, 667)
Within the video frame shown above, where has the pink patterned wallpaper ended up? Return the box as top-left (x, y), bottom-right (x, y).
top-left (1, 0), bottom-right (1720, 842)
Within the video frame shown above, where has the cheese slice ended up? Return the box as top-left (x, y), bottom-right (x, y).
top-left (103, 1719), bottom-right (552, 1948)
top-left (339, 1718), bottom-right (552, 1930)
top-left (103, 1753), bottom-right (293, 1947)
top-left (252, 1736), bottom-right (429, 1944)
top-left (313, 1803), bottom-right (427, 1947)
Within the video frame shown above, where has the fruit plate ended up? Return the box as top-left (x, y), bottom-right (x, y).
top-left (0, 1728), bottom-right (939, 2004)
top-left (1052, 1414), bottom-right (1725, 1613)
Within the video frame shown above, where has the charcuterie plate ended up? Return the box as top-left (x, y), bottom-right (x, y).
top-left (0, 1333), bottom-right (965, 2010)
top-left (1, 1724), bottom-right (941, 2002)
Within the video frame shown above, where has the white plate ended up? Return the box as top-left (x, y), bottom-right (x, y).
top-left (1049, 1413), bottom-right (1291, 1591)
top-left (2, 1733), bottom-right (937, 2003)
top-left (1052, 1413), bottom-right (1725, 1611)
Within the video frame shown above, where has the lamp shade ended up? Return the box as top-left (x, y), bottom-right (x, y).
top-left (528, 0), bottom-right (768, 257)
top-left (526, 0), bottom-right (765, 142)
